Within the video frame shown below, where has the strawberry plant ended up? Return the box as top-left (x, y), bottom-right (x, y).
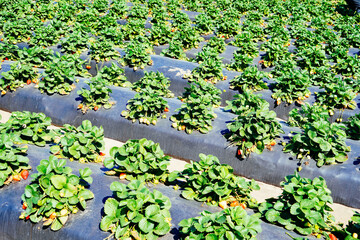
top-left (103, 138), bottom-right (171, 182)
top-left (216, 17), bottom-right (241, 38)
top-left (169, 154), bottom-right (260, 208)
top-left (230, 66), bottom-right (267, 92)
top-left (0, 134), bottom-right (30, 187)
top-left (194, 13), bottom-right (214, 35)
top-left (171, 10), bottom-right (192, 28)
top-left (227, 49), bottom-right (254, 72)
top-left (18, 46), bottom-right (54, 68)
top-left (0, 42), bottom-right (20, 61)
top-left (19, 155), bottom-right (94, 231)
top-left (234, 39), bottom-right (259, 58)
top-left (99, 26), bottom-right (125, 47)
top-left (258, 172), bottom-right (334, 236)
top-left (287, 103), bottom-right (329, 128)
top-left (148, 23), bottom-right (173, 46)
top-left (150, 8), bottom-right (168, 24)
top-left (172, 25), bottom-right (204, 50)
top-left (226, 104), bottom-right (284, 158)
top-left (345, 113), bottom-right (360, 140)
top-left (122, 40), bottom-right (153, 70)
top-left (310, 66), bottom-right (336, 87)
top-left (127, 4), bottom-right (148, 20)
top-left (121, 92), bottom-right (169, 125)
top-left (193, 46), bottom-right (219, 64)
top-left (121, 19), bottom-right (146, 41)
top-left (54, 53), bottom-right (91, 78)
top-left (332, 212), bottom-right (360, 240)
top-left (334, 55), bottom-right (360, 77)
top-left (38, 61), bottom-right (76, 95)
top-left (60, 31), bottom-right (89, 54)
top-left (262, 38), bottom-right (292, 67)
top-left (77, 77), bottom-right (114, 113)
top-left (160, 40), bottom-right (188, 61)
top-left (298, 45), bottom-right (329, 71)
top-left (51, 120), bottom-right (105, 163)
top-left (225, 89), bottom-right (267, 115)
top-left (89, 39), bottom-right (120, 62)
top-left (98, 63), bottom-right (131, 87)
top-left (1, 111), bottom-right (52, 146)
top-left (315, 82), bottom-right (357, 112)
top-left (0, 62), bottom-right (39, 94)
top-left (30, 25), bottom-right (60, 47)
top-left (187, 56), bottom-right (225, 84)
top-left (93, 0), bottom-right (108, 13)
top-left (109, 1), bottom-right (129, 18)
top-left (284, 119), bottom-right (350, 167)
top-left (100, 180), bottom-right (172, 240)
top-left (179, 207), bottom-right (262, 239)
top-left (179, 80), bottom-right (221, 108)
top-left (3, 18), bottom-right (34, 43)
top-left (205, 36), bottom-right (226, 53)
top-left (131, 71), bottom-right (174, 98)
top-left (270, 59), bottom-right (297, 78)
top-left (171, 96), bottom-right (217, 134)
top-left (272, 70), bottom-right (312, 105)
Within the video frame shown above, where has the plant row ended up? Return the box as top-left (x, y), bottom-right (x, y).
top-left (0, 111), bottom-right (359, 239)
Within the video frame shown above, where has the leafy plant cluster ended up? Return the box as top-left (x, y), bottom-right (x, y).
top-left (259, 172), bottom-right (334, 236)
top-left (121, 40), bottom-right (153, 70)
top-left (0, 134), bottom-right (30, 187)
top-left (171, 95), bottom-right (217, 134)
top-left (287, 103), bottom-right (329, 129)
top-left (226, 103), bottom-right (284, 158)
top-left (77, 77), bottom-right (114, 113)
top-left (230, 66), bottom-right (268, 92)
top-left (284, 119), bottom-right (350, 167)
top-left (100, 180), bottom-right (172, 240)
top-left (20, 156), bottom-right (94, 231)
top-left (179, 207), bottom-right (262, 240)
top-left (169, 154), bottom-right (260, 208)
top-left (0, 111), bottom-right (52, 146)
top-left (97, 62), bottom-right (131, 87)
top-left (131, 71), bottom-right (174, 98)
top-left (50, 120), bottom-right (105, 163)
top-left (121, 91), bottom-right (169, 125)
top-left (0, 61), bottom-right (39, 94)
top-left (103, 138), bottom-right (171, 182)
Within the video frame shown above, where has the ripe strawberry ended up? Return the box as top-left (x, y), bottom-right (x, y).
top-left (181, 125), bottom-right (186, 131)
top-left (99, 152), bottom-right (106, 156)
top-left (329, 234), bottom-right (337, 240)
top-left (77, 104), bottom-right (83, 109)
top-left (240, 203), bottom-right (246, 209)
top-left (26, 79), bottom-right (31, 85)
top-left (164, 107), bottom-right (169, 112)
top-left (49, 212), bottom-right (56, 219)
top-left (219, 201), bottom-right (228, 209)
top-left (119, 173), bottom-right (127, 180)
top-left (86, 65), bottom-right (91, 70)
top-left (237, 149), bottom-right (242, 156)
top-left (0, 38), bottom-right (3, 41)
top-left (27, 37), bottom-right (30, 41)
top-left (270, 141), bottom-right (276, 146)
top-left (20, 170), bottom-right (29, 180)
top-left (26, 215), bottom-right (30, 220)
top-left (13, 175), bottom-right (21, 181)
top-left (230, 201), bottom-right (240, 207)
top-left (22, 202), bottom-right (27, 210)
top-left (94, 106), bottom-right (99, 111)
top-left (5, 57), bottom-right (8, 61)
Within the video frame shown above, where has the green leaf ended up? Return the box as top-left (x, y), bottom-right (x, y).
top-left (145, 205), bottom-right (160, 218)
top-left (265, 209), bottom-right (280, 222)
top-left (138, 218), bottom-right (154, 234)
top-left (104, 198), bottom-right (119, 217)
top-left (50, 218), bottom-right (63, 231)
top-left (100, 216), bottom-right (115, 231)
top-left (50, 175), bottom-right (67, 190)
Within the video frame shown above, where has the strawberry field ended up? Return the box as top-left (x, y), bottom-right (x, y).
top-left (0, 0), bottom-right (360, 239)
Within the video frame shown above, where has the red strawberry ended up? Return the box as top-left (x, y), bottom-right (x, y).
top-left (20, 170), bottom-right (29, 180)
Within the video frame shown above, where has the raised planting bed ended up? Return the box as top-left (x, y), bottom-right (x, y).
top-left (0, 144), bottom-right (319, 240)
top-left (0, 68), bottom-right (359, 209)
